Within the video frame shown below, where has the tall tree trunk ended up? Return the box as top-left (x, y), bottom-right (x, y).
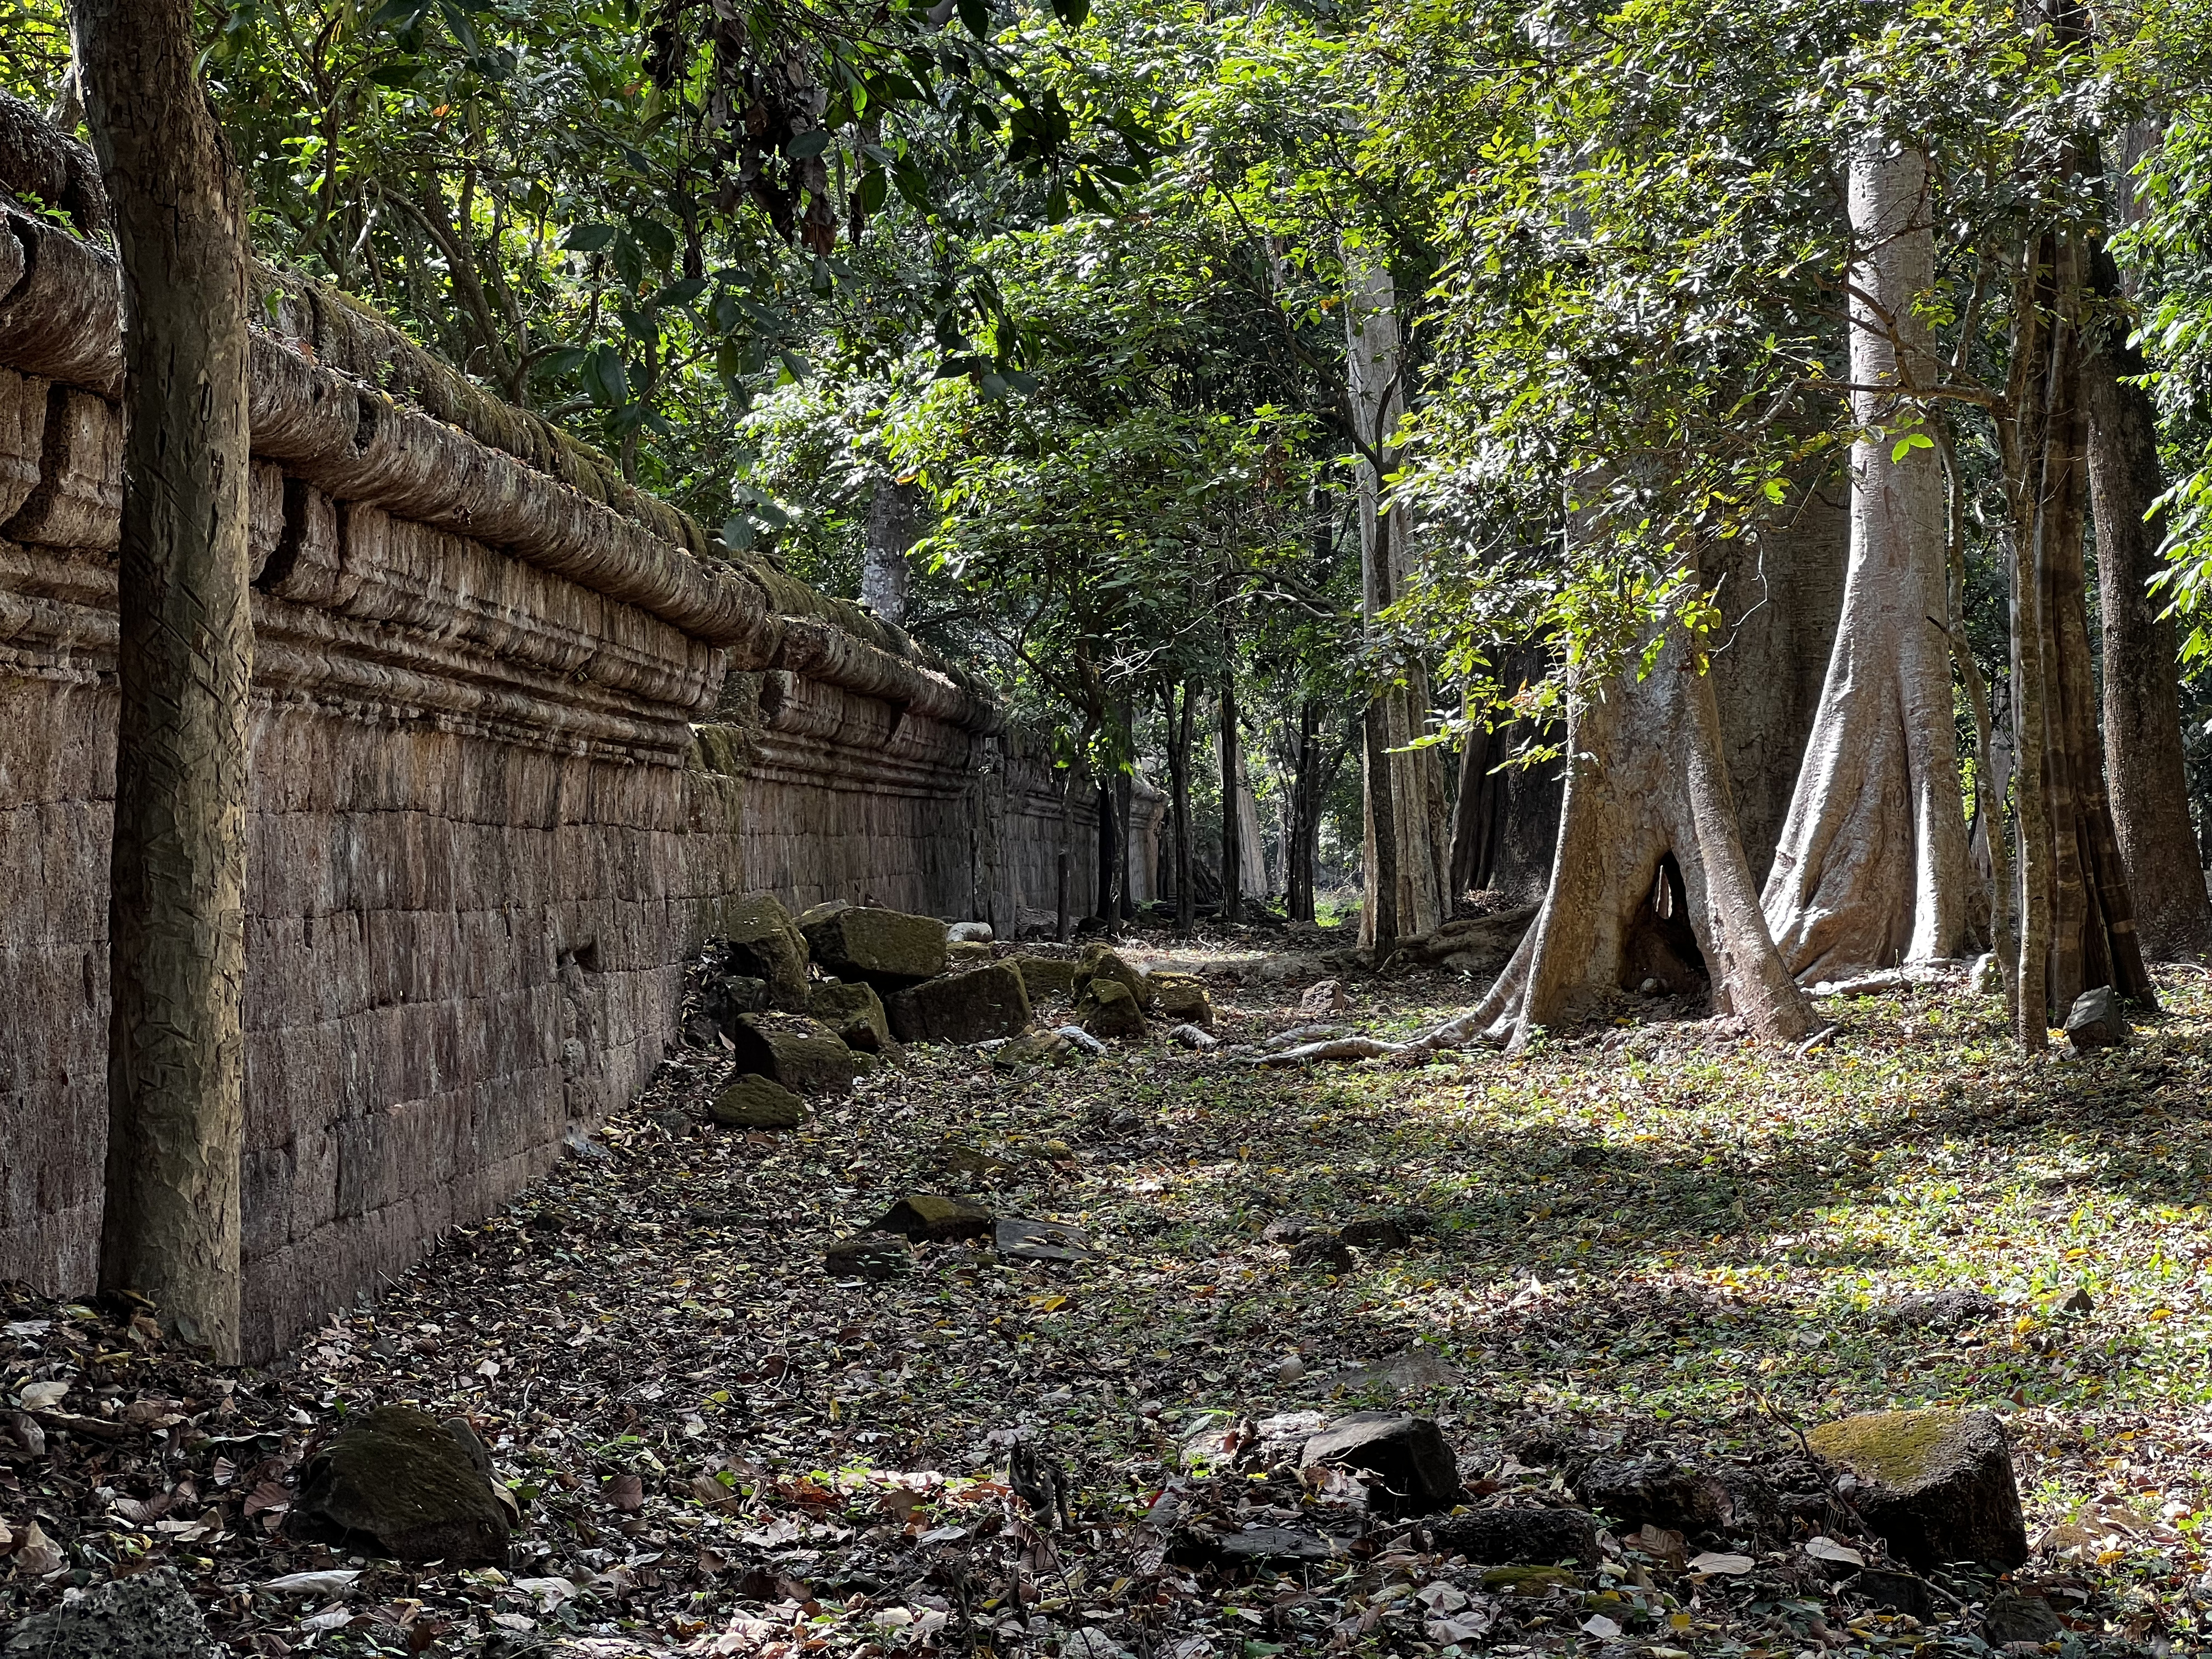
top-left (1094, 780), bottom-right (1116, 924)
top-left (1361, 700), bottom-right (1401, 953)
top-left (1288, 700), bottom-right (1319, 922)
top-left (1761, 145), bottom-right (1972, 978)
top-left (1428, 632), bottom-right (1815, 1051)
top-left (75, 0), bottom-right (253, 1361)
top-left (1219, 660), bottom-right (1243, 925)
top-left (1170, 682), bottom-right (1195, 931)
top-left (2083, 239), bottom-right (2212, 958)
top-left (2000, 220), bottom-right (2157, 1044)
top-left (1346, 258), bottom-right (1449, 950)
top-left (861, 474), bottom-right (919, 627)
top-left (1114, 770), bottom-right (1133, 925)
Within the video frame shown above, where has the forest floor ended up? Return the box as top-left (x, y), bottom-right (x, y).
top-left (6, 930), bottom-right (2212, 1659)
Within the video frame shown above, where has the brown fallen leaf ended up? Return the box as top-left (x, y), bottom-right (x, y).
top-left (606, 1472), bottom-right (644, 1511)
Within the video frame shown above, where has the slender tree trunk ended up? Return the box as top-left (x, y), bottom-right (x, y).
top-left (861, 474), bottom-right (919, 627)
top-left (1095, 780), bottom-right (1115, 924)
top-left (1288, 700), bottom-right (1319, 922)
top-left (1219, 659), bottom-right (1242, 925)
top-left (1171, 682), bottom-right (1196, 931)
top-left (75, 0), bottom-right (253, 1361)
top-left (1361, 700), bottom-right (1400, 954)
top-left (1114, 770), bottom-right (1133, 925)
top-left (1347, 258), bottom-right (1449, 950)
top-left (2083, 238), bottom-right (2212, 958)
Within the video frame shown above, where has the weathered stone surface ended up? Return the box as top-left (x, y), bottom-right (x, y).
top-left (1077, 978), bottom-right (1147, 1039)
top-left (872, 1193), bottom-right (994, 1241)
top-left (802, 906), bottom-right (947, 989)
top-left (1426, 1507), bottom-right (1600, 1567)
top-left (1574, 1457), bottom-right (1765, 1542)
top-left (1298, 979), bottom-right (1350, 1016)
top-left (1288, 1232), bottom-right (1354, 1272)
top-left (1074, 945), bottom-right (1152, 1008)
top-left (286, 1405), bottom-right (510, 1564)
top-left (1299, 1413), bottom-right (1461, 1517)
top-left (887, 962), bottom-right (1032, 1045)
top-left (1340, 1215), bottom-right (1416, 1250)
top-left (1877, 1289), bottom-right (2001, 1332)
top-left (0, 119), bottom-right (1165, 1365)
top-left (810, 979), bottom-right (893, 1053)
top-left (991, 1029), bottom-right (1074, 1070)
top-left (713, 895), bottom-right (812, 1011)
top-left (709, 1074), bottom-right (805, 1129)
top-left (1805, 1408), bottom-right (2027, 1571)
top-left (947, 939), bottom-right (994, 964)
top-left (948, 921), bottom-right (994, 943)
top-left (1011, 954), bottom-right (1081, 1001)
top-left (2064, 984), bottom-right (2127, 1051)
top-left (1481, 1565), bottom-right (1578, 1597)
top-left (1170, 1525), bottom-right (1343, 1568)
top-left (996, 1215), bottom-right (1094, 1263)
top-left (1981, 1592), bottom-right (2062, 1646)
top-left (728, 1012), bottom-right (855, 1095)
top-left (700, 974), bottom-right (772, 1039)
top-left (2, 1568), bottom-right (217, 1659)
top-left (825, 1236), bottom-right (909, 1279)
top-left (1149, 972), bottom-right (1214, 1026)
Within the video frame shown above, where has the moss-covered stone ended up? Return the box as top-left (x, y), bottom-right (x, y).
top-left (1077, 978), bottom-right (1147, 1039)
top-left (728, 1011), bottom-right (855, 1095)
top-left (947, 939), bottom-right (994, 965)
top-left (709, 894), bottom-right (811, 1013)
top-left (1074, 945), bottom-right (1152, 1009)
top-left (708, 1073), bottom-right (805, 1129)
top-left (991, 1029), bottom-right (1074, 1070)
top-left (1806, 1408), bottom-right (2026, 1570)
top-left (1148, 972), bottom-right (1213, 1026)
top-left (1480, 1566), bottom-right (1579, 1596)
top-left (809, 979), bottom-right (892, 1053)
top-left (887, 962), bottom-right (1032, 1045)
top-left (872, 1193), bottom-right (994, 1241)
top-left (285, 1405), bottom-right (509, 1564)
top-left (1011, 954), bottom-right (1080, 1001)
top-left (802, 906), bottom-right (947, 989)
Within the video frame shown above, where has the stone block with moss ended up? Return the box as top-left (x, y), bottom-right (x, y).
top-left (1805, 1407), bottom-right (2026, 1570)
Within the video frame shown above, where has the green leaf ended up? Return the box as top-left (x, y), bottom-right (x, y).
top-left (787, 128), bottom-right (833, 160)
top-left (562, 224), bottom-right (616, 253)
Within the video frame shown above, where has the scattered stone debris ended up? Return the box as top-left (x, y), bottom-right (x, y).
top-left (1983, 1589), bottom-right (2064, 1646)
top-left (994, 1216), bottom-right (1094, 1264)
top-left (1287, 1232), bottom-right (1354, 1272)
top-left (1076, 978), bottom-right (1147, 1038)
top-left (823, 1234), bottom-right (910, 1279)
top-left (990, 1028), bottom-right (1075, 1070)
top-left (1877, 1287), bottom-right (2002, 1331)
top-left (727, 1010), bottom-right (856, 1094)
top-left (801, 904), bottom-right (948, 989)
top-left (1423, 1505), bottom-right (1600, 1566)
top-left (1147, 971), bottom-right (1214, 1026)
top-left (809, 979), bottom-right (894, 1053)
top-left (947, 920), bottom-right (994, 943)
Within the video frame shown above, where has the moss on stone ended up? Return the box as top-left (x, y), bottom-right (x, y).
top-left (1806, 1408), bottom-right (1965, 1488)
top-left (1480, 1566), bottom-right (1579, 1596)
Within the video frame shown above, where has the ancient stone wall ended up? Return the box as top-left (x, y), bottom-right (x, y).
top-left (0, 126), bottom-right (1103, 1357)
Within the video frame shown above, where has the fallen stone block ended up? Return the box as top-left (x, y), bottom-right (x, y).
top-left (948, 921), bottom-right (994, 943)
top-left (1077, 978), bottom-right (1146, 1039)
top-left (1149, 972), bottom-right (1214, 1026)
top-left (1074, 945), bottom-right (1152, 1008)
top-left (991, 1029), bottom-right (1074, 1070)
top-left (996, 1215), bottom-right (1094, 1264)
top-left (1425, 1506), bottom-right (1600, 1566)
top-left (1011, 954), bottom-right (1080, 1001)
top-left (709, 1073), bottom-right (805, 1129)
top-left (1299, 1412), bottom-right (1461, 1517)
top-left (728, 1011), bottom-right (855, 1095)
top-left (1288, 1232), bottom-right (1354, 1272)
top-left (826, 1236), bottom-right (910, 1279)
top-left (887, 962), bottom-right (1032, 1045)
top-left (1298, 979), bottom-right (1349, 1016)
top-left (948, 939), bottom-right (994, 964)
top-left (711, 894), bottom-right (812, 1012)
top-left (872, 1193), bottom-right (994, 1241)
top-left (1805, 1407), bottom-right (2027, 1571)
top-left (1574, 1456), bottom-right (1767, 1542)
top-left (2064, 984), bottom-right (2127, 1052)
top-left (803, 905), bottom-right (947, 989)
top-left (285, 1405), bottom-right (510, 1564)
top-left (1169, 1524), bottom-right (1344, 1569)
top-left (810, 979), bottom-right (893, 1053)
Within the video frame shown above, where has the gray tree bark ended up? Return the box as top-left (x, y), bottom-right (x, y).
top-left (2083, 240), bottom-right (2212, 959)
top-left (1762, 147), bottom-right (1972, 978)
top-left (1345, 259), bottom-right (1449, 951)
top-left (860, 475), bottom-right (918, 627)
top-left (74, 0), bottom-right (254, 1361)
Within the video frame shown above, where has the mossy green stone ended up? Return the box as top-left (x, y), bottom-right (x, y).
top-left (286, 1405), bottom-right (509, 1564)
top-left (709, 1073), bottom-right (805, 1129)
top-left (1481, 1566), bottom-right (1578, 1596)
